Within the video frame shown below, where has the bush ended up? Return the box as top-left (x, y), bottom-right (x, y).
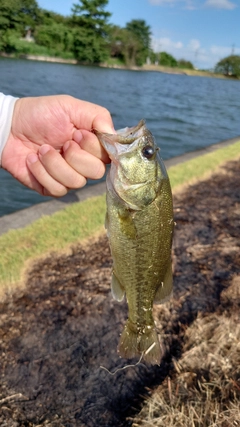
top-left (0, 35), bottom-right (74, 59)
top-left (159, 51), bottom-right (178, 67)
top-left (215, 55), bottom-right (240, 78)
top-left (177, 59), bottom-right (194, 70)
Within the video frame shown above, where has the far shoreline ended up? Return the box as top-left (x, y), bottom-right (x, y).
top-left (0, 52), bottom-right (234, 80)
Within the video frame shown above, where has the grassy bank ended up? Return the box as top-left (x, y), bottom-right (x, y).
top-left (0, 140), bottom-right (239, 292)
top-left (141, 64), bottom-right (228, 79)
top-left (100, 61), bottom-right (234, 79)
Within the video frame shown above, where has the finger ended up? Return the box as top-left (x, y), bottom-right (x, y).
top-left (62, 141), bottom-right (106, 179)
top-left (27, 152), bottom-right (68, 197)
top-left (73, 129), bottom-right (110, 163)
top-left (92, 109), bottom-right (116, 134)
top-left (65, 97), bottom-right (116, 134)
top-left (38, 145), bottom-right (87, 189)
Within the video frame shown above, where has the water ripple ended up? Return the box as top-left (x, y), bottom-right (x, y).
top-left (0, 58), bottom-right (240, 215)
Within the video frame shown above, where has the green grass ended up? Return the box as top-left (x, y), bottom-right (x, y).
top-left (0, 195), bottom-right (106, 288)
top-left (168, 140), bottom-right (240, 189)
top-left (101, 57), bottom-right (125, 67)
top-left (6, 38), bottom-right (75, 60)
top-left (0, 140), bottom-right (239, 290)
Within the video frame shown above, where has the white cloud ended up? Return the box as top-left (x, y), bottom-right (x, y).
top-left (152, 37), bottom-right (205, 64)
top-left (148, 0), bottom-right (196, 7)
top-left (151, 35), bottom-right (239, 69)
top-left (149, 0), bottom-right (177, 4)
top-left (188, 39), bottom-right (201, 51)
top-left (204, 0), bottom-right (237, 9)
top-left (210, 45), bottom-right (240, 57)
top-left (152, 37), bottom-right (183, 51)
top-left (148, 0), bottom-right (238, 8)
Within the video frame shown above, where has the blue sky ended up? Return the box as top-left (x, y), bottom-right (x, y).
top-left (37, 0), bottom-right (240, 69)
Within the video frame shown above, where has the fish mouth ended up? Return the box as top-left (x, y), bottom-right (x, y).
top-left (115, 119), bottom-right (146, 142)
top-left (93, 120), bottom-right (146, 160)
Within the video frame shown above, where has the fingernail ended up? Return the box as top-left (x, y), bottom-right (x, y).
top-left (63, 141), bottom-right (70, 152)
top-left (98, 125), bottom-right (116, 134)
top-left (27, 153), bottom-right (38, 164)
top-left (39, 145), bottom-right (51, 156)
top-left (73, 130), bottom-right (83, 144)
top-left (108, 125), bottom-right (117, 134)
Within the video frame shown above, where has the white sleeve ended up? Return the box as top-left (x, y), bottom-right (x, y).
top-left (0, 93), bottom-right (19, 166)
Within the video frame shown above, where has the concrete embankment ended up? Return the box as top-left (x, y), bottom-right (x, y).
top-left (0, 135), bottom-right (239, 236)
top-left (23, 55), bottom-right (77, 64)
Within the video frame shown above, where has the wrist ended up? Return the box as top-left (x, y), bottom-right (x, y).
top-left (0, 93), bottom-right (19, 167)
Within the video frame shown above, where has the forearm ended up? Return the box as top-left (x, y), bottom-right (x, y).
top-left (0, 93), bottom-right (18, 166)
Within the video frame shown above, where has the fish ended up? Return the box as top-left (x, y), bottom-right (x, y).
top-left (94, 120), bottom-right (174, 365)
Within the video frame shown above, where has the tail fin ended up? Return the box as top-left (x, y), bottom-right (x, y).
top-left (118, 321), bottom-right (161, 365)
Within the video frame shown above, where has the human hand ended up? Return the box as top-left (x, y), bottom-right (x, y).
top-left (1, 95), bottom-right (114, 196)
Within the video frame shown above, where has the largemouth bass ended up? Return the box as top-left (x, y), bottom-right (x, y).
top-left (94, 120), bottom-right (174, 365)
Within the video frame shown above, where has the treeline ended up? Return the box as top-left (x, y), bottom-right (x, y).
top-left (0, 0), bottom-right (194, 69)
top-left (1, 0), bottom-right (239, 76)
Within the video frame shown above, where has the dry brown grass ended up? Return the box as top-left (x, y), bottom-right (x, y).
top-left (132, 387), bottom-right (239, 427)
top-left (132, 277), bottom-right (240, 427)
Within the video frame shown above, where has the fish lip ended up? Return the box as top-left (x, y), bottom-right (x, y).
top-left (116, 119), bottom-right (146, 141)
top-left (93, 120), bottom-right (146, 160)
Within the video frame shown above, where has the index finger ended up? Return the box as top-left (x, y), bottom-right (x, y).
top-left (62, 96), bottom-right (116, 134)
top-left (73, 129), bottom-right (110, 163)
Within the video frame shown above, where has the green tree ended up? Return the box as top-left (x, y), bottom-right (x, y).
top-left (71, 0), bottom-right (111, 63)
top-left (34, 9), bottom-right (74, 54)
top-left (35, 23), bottom-right (74, 52)
top-left (215, 55), bottom-right (240, 78)
top-left (0, 0), bottom-right (39, 33)
top-left (109, 25), bottom-right (123, 60)
top-left (159, 51), bottom-right (178, 67)
top-left (125, 19), bottom-right (152, 65)
top-left (178, 59), bottom-right (194, 70)
top-left (109, 25), bottom-right (142, 66)
top-left (37, 9), bottom-right (68, 26)
top-left (0, 0), bottom-right (40, 52)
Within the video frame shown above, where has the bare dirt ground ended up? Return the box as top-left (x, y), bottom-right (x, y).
top-left (0, 159), bottom-right (239, 427)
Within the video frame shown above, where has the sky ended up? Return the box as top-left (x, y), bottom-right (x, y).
top-left (37, 0), bottom-right (240, 69)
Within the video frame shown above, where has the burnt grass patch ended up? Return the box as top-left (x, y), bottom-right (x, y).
top-left (0, 159), bottom-right (239, 426)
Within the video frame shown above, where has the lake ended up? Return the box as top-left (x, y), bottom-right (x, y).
top-left (0, 57), bottom-right (240, 216)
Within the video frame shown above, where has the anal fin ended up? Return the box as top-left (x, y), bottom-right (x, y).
top-left (154, 258), bottom-right (173, 304)
top-left (111, 270), bottom-right (125, 301)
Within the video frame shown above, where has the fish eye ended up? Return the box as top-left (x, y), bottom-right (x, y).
top-left (142, 145), bottom-right (155, 159)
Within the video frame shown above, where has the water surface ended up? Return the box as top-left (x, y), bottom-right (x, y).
top-left (0, 58), bottom-right (239, 216)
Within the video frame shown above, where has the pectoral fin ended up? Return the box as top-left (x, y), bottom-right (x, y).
top-left (154, 259), bottom-right (173, 304)
top-left (105, 212), bottom-right (108, 230)
top-left (111, 270), bottom-right (125, 301)
top-left (105, 212), bottom-right (110, 237)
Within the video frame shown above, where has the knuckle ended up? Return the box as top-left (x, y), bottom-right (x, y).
top-left (65, 146), bottom-right (76, 164)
